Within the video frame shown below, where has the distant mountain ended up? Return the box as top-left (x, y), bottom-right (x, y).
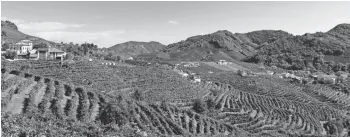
top-left (136, 30), bottom-right (292, 62)
top-left (106, 41), bottom-right (165, 59)
top-left (1, 20), bottom-right (56, 45)
top-left (244, 23), bottom-right (350, 71)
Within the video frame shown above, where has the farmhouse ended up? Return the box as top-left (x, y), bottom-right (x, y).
top-left (190, 75), bottom-right (201, 83)
top-left (217, 60), bottom-right (229, 65)
top-left (37, 47), bottom-right (66, 60)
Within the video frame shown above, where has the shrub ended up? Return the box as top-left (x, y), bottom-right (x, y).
top-left (132, 88), bottom-right (144, 101)
top-left (192, 98), bottom-right (207, 114)
top-left (4, 50), bottom-right (17, 59)
top-left (206, 98), bottom-right (215, 111)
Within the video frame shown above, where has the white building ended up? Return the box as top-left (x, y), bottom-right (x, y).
top-left (190, 75), bottom-right (201, 83)
top-left (9, 40), bottom-right (33, 54)
top-left (192, 76), bottom-right (201, 83)
top-left (179, 71), bottom-right (189, 77)
top-left (217, 60), bottom-right (228, 65)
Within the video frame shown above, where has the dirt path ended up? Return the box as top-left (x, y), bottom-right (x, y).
top-left (5, 81), bottom-right (37, 114)
top-left (34, 83), bottom-right (48, 106)
top-left (90, 102), bottom-right (100, 121)
top-left (3, 74), bottom-right (16, 81)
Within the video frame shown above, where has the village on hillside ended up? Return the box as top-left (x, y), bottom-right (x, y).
top-left (172, 60), bottom-right (349, 88)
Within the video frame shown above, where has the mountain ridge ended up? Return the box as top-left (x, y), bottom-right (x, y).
top-left (106, 41), bottom-right (165, 59)
top-left (136, 29), bottom-right (292, 62)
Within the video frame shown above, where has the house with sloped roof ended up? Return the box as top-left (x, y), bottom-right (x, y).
top-left (37, 47), bottom-right (66, 60)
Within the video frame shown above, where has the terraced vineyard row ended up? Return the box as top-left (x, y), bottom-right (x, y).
top-left (1, 69), bottom-right (106, 123)
top-left (208, 87), bottom-right (349, 136)
top-left (203, 73), bottom-right (350, 112)
top-left (1, 69), bottom-right (255, 136)
top-left (102, 100), bottom-right (253, 136)
top-left (301, 84), bottom-right (350, 111)
top-left (2, 60), bottom-right (202, 102)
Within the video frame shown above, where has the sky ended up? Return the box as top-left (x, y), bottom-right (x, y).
top-left (2, 1), bottom-right (350, 48)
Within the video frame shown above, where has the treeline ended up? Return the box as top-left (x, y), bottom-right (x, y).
top-left (57, 42), bottom-right (99, 57)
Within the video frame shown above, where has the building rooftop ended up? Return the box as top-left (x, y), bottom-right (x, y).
top-left (37, 48), bottom-right (49, 51)
top-left (49, 48), bottom-right (64, 53)
top-left (16, 40), bottom-right (33, 45)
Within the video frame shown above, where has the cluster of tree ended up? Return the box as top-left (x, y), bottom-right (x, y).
top-left (192, 98), bottom-right (217, 115)
top-left (103, 51), bottom-right (123, 62)
top-left (3, 50), bottom-right (17, 59)
top-left (243, 34), bottom-right (350, 73)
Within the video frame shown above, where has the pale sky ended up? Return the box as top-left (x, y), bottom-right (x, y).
top-left (2, 1), bottom-right (350, 48)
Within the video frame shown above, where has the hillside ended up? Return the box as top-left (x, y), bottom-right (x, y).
top-left (1, 20), bottom-right (56, 45)
top-left (244, 23), bottom-right (350, 72)
top-left (1, 69), bottom-right (254, 137)
top-left (106, 41), bottom-right (165, 59)
top-left (2, 67), bottom-right (350, 136)
top-left (136, 30), bottom-right (292, 62)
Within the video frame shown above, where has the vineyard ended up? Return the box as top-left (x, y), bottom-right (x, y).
top-left (2, 61), bottom-right (350, 136)
top-left (1, 69), bottom-right (255, 136)
top-left (201, 72), bottom-right (350, 111)
top-left (1, 60), bottom-right (203, 102)
top-left (206, 84), bottom-right (349, 136)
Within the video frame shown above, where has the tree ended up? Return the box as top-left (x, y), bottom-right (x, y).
top-left (65, 53), bottom-right (74, 60)
top-left (192, 98), bottom-right (207, 114)
top-left (132, 88), bottom-right (144, 101)
top-left (2, 43), bottom-right (9, 51)
top-left (4, 50), bottom-right (17, 59)
top-left (81, 43), bottom-right (98, 56)
top-left (206, 98), bottom-right (215, 111)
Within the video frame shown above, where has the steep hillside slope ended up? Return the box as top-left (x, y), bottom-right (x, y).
top-left (137, 30), bottom-right (292, 62)
top-left (244, 23), bottom-right (350, 71)
top-left (1, 20), bottom-right (55, 45)
top-left (106, 41), bottom-right (165, 59)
